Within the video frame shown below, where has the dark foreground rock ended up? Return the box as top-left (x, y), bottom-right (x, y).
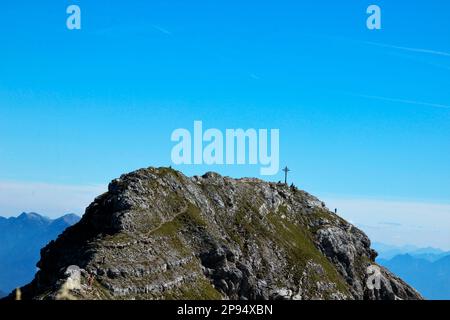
top-left (11, 167), bottom-right (422, 300)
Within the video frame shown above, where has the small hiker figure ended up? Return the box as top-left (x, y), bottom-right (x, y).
top-left (334, 208), bottom-right (337, 214)
top-left (87, 273), bottom-right (95, 287)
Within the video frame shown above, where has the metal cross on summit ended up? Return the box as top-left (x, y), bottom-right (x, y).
top-left (282, 166), bottom-right (290, 185)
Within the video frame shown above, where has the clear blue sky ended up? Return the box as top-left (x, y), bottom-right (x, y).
top-left (0, 1), bottom-right (449, 248)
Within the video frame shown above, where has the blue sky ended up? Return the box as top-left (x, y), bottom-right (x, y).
top-left (0, 1), bottom-right (449, 248)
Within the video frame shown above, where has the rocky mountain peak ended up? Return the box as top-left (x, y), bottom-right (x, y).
top-left (14, 167), bottom-right (422, 300)
top-left (17, 212), bottom-right (50, 223)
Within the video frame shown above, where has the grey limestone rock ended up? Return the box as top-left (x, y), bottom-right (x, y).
top-left (14, 167), bottom-right (423, 300)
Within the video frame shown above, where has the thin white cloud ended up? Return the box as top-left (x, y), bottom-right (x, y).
top-left (364, 41), bottom-right (450, 58)
top-left (384, 50), bottom-right (450, 72)
top-left (321, 196), bottom-right (450, 250)
top-left (92, 24), bottom-right (173, 37)
top-left (152, 25), bottom-right (172, 35)
top-left (349, 93), bottom-right (450, 110)
top-left (0, 181), bottom-right (106, 218)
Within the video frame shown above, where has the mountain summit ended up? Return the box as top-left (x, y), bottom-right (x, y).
top-left (16, 167), bottom-right (422, 300)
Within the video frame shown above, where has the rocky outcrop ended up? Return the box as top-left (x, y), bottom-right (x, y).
top-left (13, 167), bottom-right (422, 300)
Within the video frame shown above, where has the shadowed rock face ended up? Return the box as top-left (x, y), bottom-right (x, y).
top-left (14, 167), bottom-right (422, 300)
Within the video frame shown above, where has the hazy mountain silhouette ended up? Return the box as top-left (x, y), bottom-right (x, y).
top-left (378, 254), bottom-right (450, 299)
top-left (373, 242), bottom-right (450, 262)
top-left (0, 212), bottom-right (80, 293)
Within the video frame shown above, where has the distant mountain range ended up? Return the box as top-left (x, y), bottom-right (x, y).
top-left (374, 243), bottom-right (450, 300)
top-left (0, 212), bottom-right (80, 295)
top-left (373, 242), bottom-right (450, 262)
